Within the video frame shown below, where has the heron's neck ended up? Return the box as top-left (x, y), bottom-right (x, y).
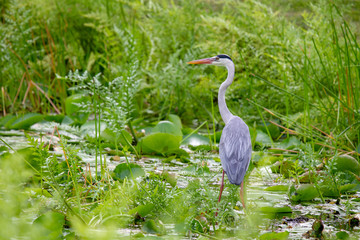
top-left (218, 63), bottom-right (235, 125)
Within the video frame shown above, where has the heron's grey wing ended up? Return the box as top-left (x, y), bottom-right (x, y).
top-left (219, 116), bottom-right (252, 185)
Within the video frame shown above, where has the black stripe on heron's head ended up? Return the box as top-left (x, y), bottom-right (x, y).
top-left (217, 54), bottom-right (232, 61)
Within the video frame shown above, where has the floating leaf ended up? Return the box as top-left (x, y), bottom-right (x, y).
top-left (182, 133), bottom-right (210, 146)
top-left (336, 231), bottom-right (349, 239)
top-left (331, 155), bottom-right (360, 176)
top-left (101, 128), bottom-right (132, 147)
top-left (9, 113), bottom-right (44, 130)
top-left (289, 184), bottom-right (319, 202)
top-left (259, 231), bottom-right (289, 240)
top-left (320, 184), bottom-right (340, 198)
top-left (0, 114), bottom-right (16, 127)
top-left (161, 170), bottom-right (177, 187)
top-left (168, 114), bottom-right (182, 130)
top-left (140, 133), bottom-right (181, 154)
top-left (25, 188), bottom-right (52, 197)
top-left (253, 152), bottom-right (280, 166)
top-left (258, 122), bottom-right (280, 140)
top-left (142, 219), bottom-right (165, 235)
top-left (271, 160), bottom-right (303, 178)
top-left (61, 116), bottom-right (74, 125)
top-left (278, 136), bottom-right (302, 150)
top-left (260, 206), bottom-right (292, 213)
top-left (340, 184), bottom-right (357, 194)
top-left (113, 163), bottom-right (145, 180)
top-left (255, 130), bottom-right (272, 146)
top-left (80, 120), bottom-right (107, 138)
top-left (129, 203), bottom-right (155, 217)
top-left (265, 185), bottom-right (289, 191)
top-left (153, 121), bottom-right (182, 136)
top-left (44, 114), bottom-right (65, 123)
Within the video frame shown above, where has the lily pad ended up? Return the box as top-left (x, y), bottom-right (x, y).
top-left (101, 128), bottom-right (133, 147)
top-left (113, 163), bottom-right (145, 180)
top-left (9, 113), bottom-right (44, 130)
top-left (259, 231), bottom-right (289, 240)
top-left (142, 219), bottom-right (165, 235)
top-left (331, 155), bottom-right (360, 176)
top-left (289, 184), bottom-right (319, 202)
top-left (153, 121), bottom-right (182, 136)
top-left (260, 206), bottom-right (292, 213)
top-left (129, 203), bottom-right (155, 217)
top-left (182, 133), bottom-right (210, 146)
top-left (265, 185), bottom-right (289, 191)
top-left (340, 184), bottom-right (357, 194)
top-left (257, 121), bottom-right (281, 140)
top-left (256, 130), bottom-right (272, 146)
top-left (161, 170), bottom-right (177, 187)
top-left (278, 136), bottom-right (302, 150)
top-left (271, 160), bottom-right (303, 178)
top-left (44, 114), bottom-right (65, 123)
top-left (168, 114), bottom-right (182, 130)
top-left (253, 152), bottom-right (280, 166)
top-left (140, 133), bottom-right (181, 154)
top-left (0, 114), bottom-right (16, 127)
top-left (80, 120), bottom-right (107, 138)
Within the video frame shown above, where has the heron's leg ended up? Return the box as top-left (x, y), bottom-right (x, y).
top-left (215, 170), bottom-right (225, 217)
top-left (218, 170), bottom-right (225, 203)
top-left (240, 181), bottom-right (246, 209)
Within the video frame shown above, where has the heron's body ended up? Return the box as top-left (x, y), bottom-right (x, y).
top-left (219, 116), bottom-right (251, 185)
top-left (187, 54), bottom-right (252, 209)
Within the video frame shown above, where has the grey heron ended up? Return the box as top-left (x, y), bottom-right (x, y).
top-left (187, 54), bottom-right (252, 209)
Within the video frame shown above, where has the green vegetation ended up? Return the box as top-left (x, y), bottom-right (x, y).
top-left (1, 0), bottom-right (360, 239)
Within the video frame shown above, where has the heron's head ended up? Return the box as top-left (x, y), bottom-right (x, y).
top-left (187, 54), bottom-right (233, 67)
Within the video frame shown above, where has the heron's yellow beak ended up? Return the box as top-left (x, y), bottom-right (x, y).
top-left (187, 58), bottom-right (213, 64)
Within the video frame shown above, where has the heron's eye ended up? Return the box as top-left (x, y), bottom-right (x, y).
top-left (215, 57), bottom-right (220, 61)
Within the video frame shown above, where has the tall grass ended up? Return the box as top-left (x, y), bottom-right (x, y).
top-left (0, 0), bottom-right (358, 150)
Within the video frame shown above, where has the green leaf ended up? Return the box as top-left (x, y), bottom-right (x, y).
top-left (168, 114), bottom-right (182, 129)
top-left (289, 184), bottom-right (319, 202)
top-left (153, 121), bottom-right (182, 136)
top-left (140, 133), bottom-right (181, 154)
top-left (255, 130), bottom-right (272, 146)
top-left (257, 122), bottom-right (280, 140)
top-left (336, 231), bottom-right (349, 239)
top-left (182, 133), bottom-right (210, 146)
top-left (259, 231), bottom-right (289, 240)
top-left (129, 203), bottom-right (155, 217)
top-left (44, 114), bottom-right (65, 123)
top-left (265, 185), bottom-right (289, 191)
top-left (340, 184), bottom-right (357, 194)
top-left (142, 219), bottom-right (165, 235)
top-left (101, 128), bottom-right (133, 147)
top-left (161, 170), bottom-right (177, 187)
top-left (253, 152), bottom-right (280, 166)
top-left (260, 206), bottom-right (292, 213)
top-left (61, 116), bottom-right (74, 125)
top-left (25, 188), bottom-right (52, 197)
top-left (0, 114), bottom-right (16, 127)
top-left (9, 113), bottom-right (44, 130)
top-left (278, 136), bottom-right (302, 150)
top-left (113, 163), bottom-right (145, 180)
top-left (80, 120), bottom-right (107, 138)
top-left (331, 155), bottom-right (360, 175)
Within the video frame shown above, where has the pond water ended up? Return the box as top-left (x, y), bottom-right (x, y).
top-left (1, 122), bottom-right (360, 239)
